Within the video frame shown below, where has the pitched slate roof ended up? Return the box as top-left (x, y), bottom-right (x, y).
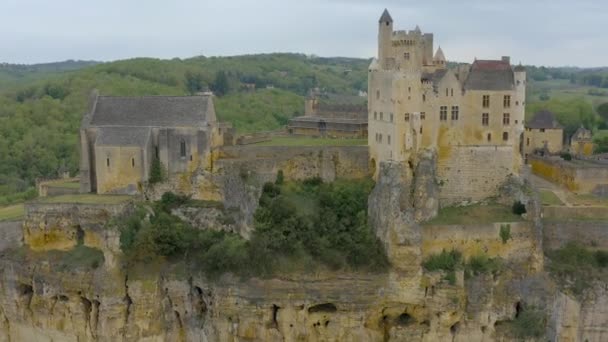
top-left (379, 9), bottom-right (393, 23)
top-left (90, 95), bottom-right (211, 127)
top-left (96, 127), bottom-right (151, 147)
top-left (464, 60), bottom-right (514, 91)
top-left (572, 126), bottom-right (592, 140)
top-left (527, 110), bottom-right (563, 129)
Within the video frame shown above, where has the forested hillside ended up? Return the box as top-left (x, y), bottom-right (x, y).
top-left (0, 53), bottom-right (607, 204)
top-left (0, 54), bottom-right (368, 202)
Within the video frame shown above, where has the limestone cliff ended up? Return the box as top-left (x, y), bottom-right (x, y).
top-left (0, 152), bottom-right (606, 341)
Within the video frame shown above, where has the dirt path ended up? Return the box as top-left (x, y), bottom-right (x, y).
top-left (527, 174), bottom-right (572, 207)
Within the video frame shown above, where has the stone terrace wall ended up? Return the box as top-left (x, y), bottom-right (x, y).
top-left (437, 146), bottom-right (514, 206)
top-left (0, 221), bottom-right (22, 252)
top-left (422, 222), bottom-right (541, 267)
top-left (216, 145), bottom-right (370, 182)
top-left (543, 220), bottom-right (608, 250)
top-left (529, 155), bottom-right (608, 193)
top-left (543, 206), bottom-right (608, 221)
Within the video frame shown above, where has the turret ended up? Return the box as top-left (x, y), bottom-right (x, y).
top-left (433, 46), bottom-right (446, 69)
top-left (378, 9), bottom-right (393, 68)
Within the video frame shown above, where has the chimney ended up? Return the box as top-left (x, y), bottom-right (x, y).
top-left (502, 56), bottom-right (510, 64)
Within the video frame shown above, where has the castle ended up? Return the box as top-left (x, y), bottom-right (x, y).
top-left (368, 9), bottom-right (527, 204)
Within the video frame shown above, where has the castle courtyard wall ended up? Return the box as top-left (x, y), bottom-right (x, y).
top-left (529, 155), bottom-right (608, 193)
top-left (543, 219), bottom-right (608, 250)
top-left (0, 221), bottom-right (23, 252)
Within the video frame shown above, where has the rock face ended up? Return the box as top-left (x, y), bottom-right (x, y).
top-left (0, 150), bottom-right (606, 341)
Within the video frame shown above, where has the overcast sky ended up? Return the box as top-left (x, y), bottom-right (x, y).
top-left (2, 0), bottom-right (606, 67)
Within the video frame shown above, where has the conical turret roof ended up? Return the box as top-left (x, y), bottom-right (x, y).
top-left (379, 9), bottom-right (393, 23)
top-left (434, 46), bottom-right (446, 62)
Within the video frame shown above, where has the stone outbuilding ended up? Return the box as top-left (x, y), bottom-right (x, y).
top-left (79, 91), bottom-right (232, 194)
top-left (287, 91), bottom-right (367, 138)
top-left (570, 126), bottom-right (594, 157)
top-left (523, 110), bottom-right (564, 157)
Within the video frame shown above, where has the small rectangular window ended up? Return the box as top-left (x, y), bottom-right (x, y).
top-left (440, 106), bottom-right (448, 121)
top-left (390, 113), bottom-right (394, 122)
top-left (404, 52), bottom-right (410, 60)
top-left (374, 112), bottom-right (377, 120)
top-left (131, 158), bottom-right (135, 168)
top-left (445, 88), bottom-right (449, 97)
top-left (451, 88), bottom-right (454, 97)
top-left (420, 126), bottom-right (423, 134)
top-left (503, 113), bottom-right (510, 125)
top-left (526, 137), bottom-right (530, 146)
top-left (388, 135), bottom-right (391, 144)
top-left (504, 95), bottom-right (511, 108)
top-left (180, 140), bottom-right (187, 158)
top-left (380, 112), bottom-right (384, 120)
top-left (503, 132), bottom-right (509, 141)
top-left (487, 133), bottom-right (492, 142)
top-left (420, 112), bottom-right (426, 120)
top-left (451, 106), bottom-right (459, 120)
top-left (482, 95), bottom-right (490, 108)
top-left (540, 128), bottom-right (546, 133)
top-left (106, 158), bottom-right (110, 168)
top-left (482, 113), bottom-right (489, 126)
top-left (404, 113), bottom-right (410, 122)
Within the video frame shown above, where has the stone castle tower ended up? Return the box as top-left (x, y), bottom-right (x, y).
top-left (368, 9), bottom-right (527, 205)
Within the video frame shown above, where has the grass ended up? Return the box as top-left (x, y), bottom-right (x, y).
top-left (0, 204), bottom-right (25, 222)
top-left (539, 190), bottom-right (564, 206)
top-left (567, 193), bottom-right (608, 206)
top-left (423, 250), bottom-right (462, 285)
top-left (424, 203), bottom-right (523, 225)
top-left (254, 136), bottom-right (367, 147)
top-left (37, 194), bottom-right (133, 204)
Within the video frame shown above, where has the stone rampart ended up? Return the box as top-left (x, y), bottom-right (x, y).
top-left (422, 222), bottom-right (540, 267)
top-left (437, 146), bottom-right (515, 206)
top-left (543, 220), bottom-right (608, 250)
top-left (529, 155), bottom-right (608, 193)
top-left (542, 206), bottom-right (608, 221)
top-left (216, 145), bottom-right (370, 182)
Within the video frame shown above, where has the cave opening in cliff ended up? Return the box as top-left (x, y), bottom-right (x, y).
top-left (17, 283), bottom-right (33, 297)
top-left (515, 301), bottom-right (522, 318)
top-left (397, 313), bottom-right (414, 326)
top-left (76, 225), bottom-right (84, 245)
top-left (450, 321), bottom-right (460, 335)
top-left (271, 304), bottom-right (280, 328)
top-left (308, 303), bottom-right (337, 313)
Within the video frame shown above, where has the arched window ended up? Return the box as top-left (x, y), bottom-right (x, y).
top-left (180, 140), bottom-right (186, 158)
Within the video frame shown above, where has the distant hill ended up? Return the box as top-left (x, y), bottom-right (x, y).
top-left (0, 60), bottom-right (100, 89)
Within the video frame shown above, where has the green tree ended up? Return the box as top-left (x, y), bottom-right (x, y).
top-left (598, 102), bottom-right (608, 124)
top-left (211, 71), bottom-right (230, 96)
top-left (184, 71), bottom-right (205, 94)
top-left (149, 156), bottom-right (164, 184)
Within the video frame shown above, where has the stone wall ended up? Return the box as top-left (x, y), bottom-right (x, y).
top-left (0, 221), bottom-right (22, 252)
top-left (216, 145), bottom-right (370, 182)
top-left (543, 206), bottom-right (608, 221)
top-left (529, 155), bottom-right (608, 193)
top-left (437, 146), bottom-right (515, 206)
top-left (422, 222), bottom-right (542, 267)
top-left (543, 220), bottom-right (608, 250)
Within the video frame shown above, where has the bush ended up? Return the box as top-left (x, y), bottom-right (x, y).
top-left (511, 307), bottom-right (546, 339)
top-left (512, 201), bottom-right (526, 215)
top-left (149, 156), bottom-right (165, 184)
top-left (423, 250), bottom-right (462, 272)
top-left (500, 224), bottom-right (511, 244)
top-left (547, 242), bottom-right (608, 295)
top-left (560, 152), bottom-right (572, 161)
top-left (275, 170), bottom-right (284, 185)
top-left (465, 254), bottom-right (502, 277)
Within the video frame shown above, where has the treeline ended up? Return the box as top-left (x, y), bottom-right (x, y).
top-left (526, 65), bottom-right (608, 88)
